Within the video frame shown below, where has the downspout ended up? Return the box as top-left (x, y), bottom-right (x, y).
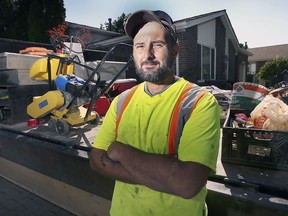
top-left (176, 54), bottom-right (179, 76)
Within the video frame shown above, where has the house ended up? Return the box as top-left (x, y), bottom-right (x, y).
top-left (73, 10), bottom-right (251, 89)
top-left (248, 44), bottom-right (288, 83)
top-left (174, 10), bottom-right (251, 89)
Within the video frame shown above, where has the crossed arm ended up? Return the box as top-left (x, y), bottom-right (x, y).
top-left (90, 141), bottom-right (210, 199)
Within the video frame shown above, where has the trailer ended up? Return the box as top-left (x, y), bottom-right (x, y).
top-left (0, 42), bottom-right (287, 215)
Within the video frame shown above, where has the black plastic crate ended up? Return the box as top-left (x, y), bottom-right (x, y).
top-left (222, 108), bottom-right (288, 170)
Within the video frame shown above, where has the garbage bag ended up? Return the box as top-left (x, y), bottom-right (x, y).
top-left (250, 94), bottom-right (288, 131)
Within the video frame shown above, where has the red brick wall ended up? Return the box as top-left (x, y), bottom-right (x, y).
top-left (215, 18), bottom-right (226, 80)
top-left (177, 25), bottom-right (200, 82)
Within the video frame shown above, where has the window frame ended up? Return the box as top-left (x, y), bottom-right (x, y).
top-left (200, 43), bottom-right (216, 81)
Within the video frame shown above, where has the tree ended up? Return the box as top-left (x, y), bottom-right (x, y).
top-left (27, 0), bottom-right (66, 43)
top-left (27, 0), bottom-right (46, 42)
top-left (257, 57), bottom-right (288, 84)
top-left (102, 13), bottom-right (130, 34)
top-left (13, 0), bottom-right (33, 40)
top-left (0, 0), bottom-right (18, 38)
top-left (0, 0), bottom-right (66, 43)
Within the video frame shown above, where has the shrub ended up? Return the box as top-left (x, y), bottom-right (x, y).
top-left (257, 57), bottom-right (288, 82)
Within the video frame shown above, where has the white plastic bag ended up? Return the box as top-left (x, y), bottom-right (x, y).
top-left (250, 94), bottom-right (288, 131)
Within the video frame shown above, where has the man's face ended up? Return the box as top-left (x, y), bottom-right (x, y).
top-left (133, 21), bottom-right (176, 84)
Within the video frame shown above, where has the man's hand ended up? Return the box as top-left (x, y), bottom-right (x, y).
top-left (106, 141), bottom-right (124, 161)
top-left (90, 147), bottom-right (137, 184)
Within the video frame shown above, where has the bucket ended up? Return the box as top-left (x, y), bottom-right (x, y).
top-left (85, 96), bottom-right (111, 116)
top-left (231, 82), bottom-right (269, 110)
top-left (110, 78), bottom-right (138, 97)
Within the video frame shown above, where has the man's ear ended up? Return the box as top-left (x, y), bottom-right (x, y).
top-left (173, 43), bottom-right (180, 58)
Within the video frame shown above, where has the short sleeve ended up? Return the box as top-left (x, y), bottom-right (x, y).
top-left (92, 97), bottom-right (118, 151)
top-left (177, 93), bottom-right (220, 174)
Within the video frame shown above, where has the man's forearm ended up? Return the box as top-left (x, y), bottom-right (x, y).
top-left (90, 148), bottom-right (138, 184)
top-left (107, 141), bottom-right (209, 198)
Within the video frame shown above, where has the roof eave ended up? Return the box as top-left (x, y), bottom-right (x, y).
top-left (175, 10), bottom-right (246, 54)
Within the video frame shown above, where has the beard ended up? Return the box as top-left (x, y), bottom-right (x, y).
top-left (135, 54), bottom-right (174, 84)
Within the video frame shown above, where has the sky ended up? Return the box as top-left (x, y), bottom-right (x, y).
top-left (64, 0), bottom-right (288, 48)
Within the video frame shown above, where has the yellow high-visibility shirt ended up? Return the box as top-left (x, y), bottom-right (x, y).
top-left (93, 77), bottom-right (220, 216)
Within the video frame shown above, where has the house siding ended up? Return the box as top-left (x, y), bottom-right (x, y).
top-left (256, 61), bottom-right (266, 72)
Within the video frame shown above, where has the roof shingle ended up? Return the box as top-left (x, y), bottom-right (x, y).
top-left (248, 44), bottom-right (288, 62)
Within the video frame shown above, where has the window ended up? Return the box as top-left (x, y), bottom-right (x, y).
top-left (248, 63), bottom-right (256, 75)
top-left (201, 45), bottom-right (215, 80)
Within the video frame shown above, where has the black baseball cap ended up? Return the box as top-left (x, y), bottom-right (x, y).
top-left (125, 10), bottom-right (178, 43)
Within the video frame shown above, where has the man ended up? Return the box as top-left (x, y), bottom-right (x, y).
top-left (90, 9), bottom-right (220, 216)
